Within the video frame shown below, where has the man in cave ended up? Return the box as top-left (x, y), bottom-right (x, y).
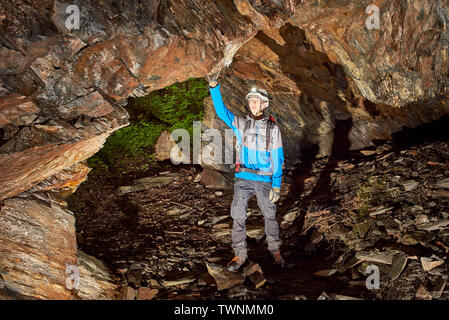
top-left (207, 77), bottom-right (285, 272)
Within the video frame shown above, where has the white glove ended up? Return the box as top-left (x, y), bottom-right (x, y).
top-left (206, 74), bottom-right (218, 87)
top-left (269, 187), bottom-right (281, 203)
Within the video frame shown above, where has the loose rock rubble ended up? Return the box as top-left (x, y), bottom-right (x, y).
top-left (69, 138), bottom-right (449, 300)
top-left (298, 140), bottom-right (449, 300)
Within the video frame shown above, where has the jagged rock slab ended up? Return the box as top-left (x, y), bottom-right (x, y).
top-left (369, 206), bottom-right (394, 217)
top-left (118, 174), bottom-right (180, 196)
top-left (355, 250), bottom-right (397, 265)
top-left (420, 256), bottom-right (445, 272)
top-left (76, 249), bottom-right (118, 300)
top-left (248, 272), bottom-right (267, 289)
top-left (0, 131), bottom-right (119, 202)
top-left (435, 178), bottom-right (449, 189)
top-left (0, 197), bottom-right (78, 299)
top-left (161, 276), bottom-right (196, 287)
top-left (136, 287), bottom-right (158, 300)
top-left (212, 215), bottom-right (230, 225)
top-left (317, 291), bottom-right (363, 300)
top-left (401, 180), bottom-right (420, 192)
top-left (246, 226), bottom-right (265, 241)
top-left (206, 262), bottom-right (245, 291)
top-left (388, 253), bottom-right (408, 281)
top-left (122, 286), bottom-right (135, 300)
top-left (313, 269), bottom-right (338, 277)
top-left (416, 220), bottom-right (449, 231)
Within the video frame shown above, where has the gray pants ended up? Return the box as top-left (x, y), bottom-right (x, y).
top-left (230, 177), bottom-right (281, 258)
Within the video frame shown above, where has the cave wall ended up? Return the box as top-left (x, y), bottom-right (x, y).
top-left (1, 0), bottom-right (449, 299)
top-left (0, 0), bottom-right (294, 300)
top-left (205, 0), bottom-right (449, 168)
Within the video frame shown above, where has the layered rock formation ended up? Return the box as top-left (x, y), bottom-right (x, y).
top-left (0, 0), bottom-right (262, 299)
top-left (209, 0), bottom-right (449, 166)
top-left (1, 0), bottom-right (449, 299)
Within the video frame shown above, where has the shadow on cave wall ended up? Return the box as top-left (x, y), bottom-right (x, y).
top-left (284, 117), bottom-right (353, 213)
top-left (254, 23), bottom-right (357, 209)
top-left (301, 117), bottom-right (353, 204)
top-left (255, 22), bottom-right (350, 102)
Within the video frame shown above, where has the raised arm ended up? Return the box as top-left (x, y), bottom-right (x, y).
top-left (209, 83), bottom-right (235, 129)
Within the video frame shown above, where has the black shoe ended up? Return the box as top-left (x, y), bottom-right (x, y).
top-left (226, 256), bottom-right (247, 272)
top-left (270, 251), bottom-right (286, 267)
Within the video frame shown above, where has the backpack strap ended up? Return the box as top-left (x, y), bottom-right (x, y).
top-left (236, 117), bottom-right (252, 172)
top-left (243, 117), bottom-right (252, 145)
top-left (266, 115), bottom-right (275, 151)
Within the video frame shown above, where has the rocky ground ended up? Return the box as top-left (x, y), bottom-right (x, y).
top-left (68, 133), bottom-right (449, 300)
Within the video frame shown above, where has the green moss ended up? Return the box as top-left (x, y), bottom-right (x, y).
top-left (355, 175), bottom-right (389, 217)
top-left (126, 77), bottom-right (207, 139)
top-left (87, 77), bottom-right (208, 174)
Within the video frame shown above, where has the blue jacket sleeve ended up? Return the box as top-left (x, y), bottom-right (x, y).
top-left (209, 84), bottom-right (235, 128)
top-left (270, 127), bottom-right (284, 189)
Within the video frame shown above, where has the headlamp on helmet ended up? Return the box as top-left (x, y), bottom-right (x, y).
top-left (245, 86), bottom-right (270, 108)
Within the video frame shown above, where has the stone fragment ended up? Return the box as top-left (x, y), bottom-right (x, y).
top-left (0, 94), bottom-right (40, 127)
top-left (212, 229), bottom-right (232, 238)
top-left (246, 227), bottom-right (265, 241)
top-left (399, 234), bottom-right (417, 245)
top-left (311, 232), bottom-right (324, 244)
top-left (430, 280), bottom-right (447, 299)
top-left (227, 285), bottom-right (248, 298)
top-left (61, 91), bottom-right (113, 118)
top-left (148, 279), bottom-right (163, 289)
top-left (212, 215), bottom-right (229, 225)
top-left (193, 174), bottom-right (201, 183)
top-left (401, 180), bottom-right (419, 191)
top-left (137, 287), bottom-right (158, 300)
top-left (354, 219), bottom-right (375, 238)
top-left (435, 177), bottom-right (449, 189)
top-left (420, 256), bottom-right (444, 272)
top-left (369, 206), bottom-right (394, 217)
top-left (206, 262), bottom-right (245, 291)
top-left (415, 214), bottom-right (429, 225)
top-left (213, 223), bottom-right (230, 229)
top-left (249, 272), bottom-right (267, 289)
top-left (336, 256), bottom-right (362, 273)
top-left (161, 277), bottom-right (196, 287)
top-left (167, 207), bottom-right (182, 215)
top-left (388, 252), bottom-right (408, 281)
top-left (355, 250), bottom-right (396, 265)
top-left (416, 220), bottom-right (449, 231)
top-left (416, 286), bottom-right (432, 300)
top-left (200, 168), bottom-right (230, 190)
top-left (342, 163), bottom-right (355, 171)
top-left (313, 269), bottom-right (337, 277)
top-left (77, 250), bottom-right (118, 300)
top-left (242, 262), bottom-right (263, 277)
top-left (118, 174), bottom-right (179, 196)
top-left (360, 150), bottom-right (377, 156)
top-left (122, 286), bottom-right (135, 300)
top-left (155, 130), bottom-right (176, 161)
top-left (317, 291), bottom-right (363, 300)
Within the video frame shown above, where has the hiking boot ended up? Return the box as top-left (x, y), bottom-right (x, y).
top-left (270, 251), bottom-right (286, 267)
top-left (226, 256), bottom-right (247, 272)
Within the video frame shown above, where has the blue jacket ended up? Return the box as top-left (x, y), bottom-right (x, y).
top-left (210, 84), bottom-right (284, 189)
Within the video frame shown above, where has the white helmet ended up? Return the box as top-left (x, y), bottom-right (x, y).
top-left (245, 86), bottom-right (270, 108)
